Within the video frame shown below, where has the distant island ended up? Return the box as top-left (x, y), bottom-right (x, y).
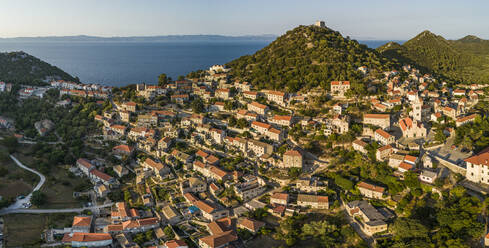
top-left (0, 34), bottom-right (278, 43)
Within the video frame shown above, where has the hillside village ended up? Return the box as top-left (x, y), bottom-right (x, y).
top-left (2, 23), bottom-right (489, 248)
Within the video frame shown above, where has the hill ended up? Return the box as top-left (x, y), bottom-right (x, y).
top-left (226, 25), bottom-right (397, 93)
top-left (377, 31), bottom-right (489, 83)
top-left (0, 51), bottom-right (76, 84)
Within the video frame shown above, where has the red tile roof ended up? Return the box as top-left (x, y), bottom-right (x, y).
top-left (357, 181), bottom-right (385, 193)
top-left (165, 240), bottom-right (188, 248)
top-left (375, 129), bottom-right (392, 139)
top-left (364, 114), bottom-right (390, 119)
top-left (62, 232), bottom-right (112, 242)
top-left (271, 192), bottom-right (289, 201)
top-left (284, 150), bottom-right (302, 157)
top-left (89, 169), bottom-right (113, 182)
top-left (72, 216), bottom-right (92, 227)
top-left (465, 147), bottom-right (489, 167)
top-left (251, 121), bottom-right (271, 129)
top-left (199, 230), bottom-right (237, 248)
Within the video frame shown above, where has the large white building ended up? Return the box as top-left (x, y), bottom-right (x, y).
top-left (465, 147), bottom-right (489, 184)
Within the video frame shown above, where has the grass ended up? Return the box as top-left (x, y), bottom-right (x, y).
top-left (13, 148), bottom-right (86, 209)
top-left (3, 213), bottom-right (75, 247)
top-left (0, 144), bottom-right (37, 200)
top-left (246, 235), bottom-right (285, 248)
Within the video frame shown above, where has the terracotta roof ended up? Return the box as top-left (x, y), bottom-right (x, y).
top-left (207, 155), bottom-right (220, 164)
top-left (165, 240), bottom-right (188, 248)
top-left (399, 162), bottom-right (414, 171)
top-left (209, 165), bottom-right (228, 178)
top-left (196, 150), bottom-right (209, 158)
top-left (465, 147), bottom-right (489, 167)
top-left (89, 169), bottom-right (113, 182)
top-left (353, 139), bottom-right (368, 147)
top-left (375, 129), bottom-right (392, 139)
top-left (110, 124), bottom-right (126, 131)
top-left (106, 224), bottom-right (123, 232)
top-left (297, 194), bottom-right (329, 204)
top-left (199, 230), bottom-right (237, 248)
top-left (456, 114), bottom-right (477, 123)
top-left (184, 193), bottom-right (198, 203)
top-left (364, 113), bottom-right (390, 119)
top-left (243, 91), bottom-right (258, 95)
top-left (267, 90), bottom-right (285, 97)
top-left (273, 115), bottom-right (292, 121)
top-left (268, 128), bottom-right (281, 134)
top-left (207, 217), bottom-right (232, 235)
top-left (194, 200), bottom-right (216, 214)
top-left (284, 150), bottom-right (302, 157)
top-left (399, 117), bottom-right (413, 131)
top-left (125, 101), bottom-right (137, 106)
top-left (193, 160), bottom-right (206, 169)
top-left (112, 144), bottom-right (133, 153)
top-left (72, 216), bottom-right (92, 227)
top-left (404, 155), bottom-right (417, 164)
top-left (137, 217), bottom-right (158, 226)
top-left (357, 182), bottom-right (385, 193)
top-left (249, 101), bottom-right (267, 110)
top-left (378, 144), bottom-right (393, 152)
top-left (62, 232), bottom-right (112, 243)
top-left (238, 218), bottom-right (265, 232)
top-left (252, 121), bottom-right (271, 129)
top-left (77, 158), bottom-right (93, 169)
top-left (271, 192), bottom-right (289, 201)
top-left (144, 158), bottom-right (165, 171)
top-left (331, 81), bottom-right (350, 86)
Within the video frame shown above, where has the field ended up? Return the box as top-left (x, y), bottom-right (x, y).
top-left (0, 144), bottom-right (37, 200)
top-left (14, 152), bottom-right (86, 209)
top-left (3, 213), bottom-right (75, 247)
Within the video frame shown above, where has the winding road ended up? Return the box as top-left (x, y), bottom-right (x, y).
top-left (0, 155), bottom-right (113, 216)
top-left (3, 155), bottom-right (46, 211)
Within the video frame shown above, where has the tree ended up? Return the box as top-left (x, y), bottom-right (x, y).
top-left (31, 190), bottom-right (46, 206)
top-left (158, 73), bottom-right (169, 86)
top-left (191, 98), bottom-right (205, 113)
top-left (2, 136), bottom-right (19, 153)
top-left (163, 226), bottom-right (175, 239)
top-left (288, 167), bottom-right (301, 178)
top-left (392, 218), bottom-right (429, 241)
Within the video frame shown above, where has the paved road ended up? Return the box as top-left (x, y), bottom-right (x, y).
top-left (18, 140), bottom-right (63, 145)
top-left (2, 155), bottom-right (46, 211)
top-left (0, 203), bottom-right (113, 215)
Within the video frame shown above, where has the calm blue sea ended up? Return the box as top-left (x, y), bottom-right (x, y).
top-left (0, 40), bottom-right (398, 87)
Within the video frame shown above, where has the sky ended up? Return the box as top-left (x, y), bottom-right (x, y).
top-left (0, 0), bottom-right (488, 40)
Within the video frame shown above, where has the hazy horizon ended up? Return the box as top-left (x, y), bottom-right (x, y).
top-left (0, 0), bottom-right (488, 40)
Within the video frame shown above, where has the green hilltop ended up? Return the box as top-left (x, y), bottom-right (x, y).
top-left (0, 51), bottom-right (76, 84)
top-left (226, 25), bottom-right (398, 92)
top-left (377, 31), bottom-right (489, 83)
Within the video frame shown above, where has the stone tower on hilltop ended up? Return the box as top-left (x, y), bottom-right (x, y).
top-left (315, 20), bottom-right (325, 28)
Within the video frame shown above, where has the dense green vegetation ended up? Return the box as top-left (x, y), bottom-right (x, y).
top-left (0, 51), bottom-right (76, 85)
top-left (378, 186), bottom-right (484, 248)
top-left (274, 213), bottom-right (366, 247)
top-left (0, 90), bottom-right (102, 161)
top-left (455, 115), bottom-right (489, 152)
top-left (227, 25), bottom-right (397, 93)
top-left (378, 31), bottom-right (489, 83)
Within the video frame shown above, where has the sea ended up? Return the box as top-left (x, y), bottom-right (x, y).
top-left (0, 40), bottom-right (399, 87)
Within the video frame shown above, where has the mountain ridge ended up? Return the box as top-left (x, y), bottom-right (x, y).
top-left (377, 30), bottom-right (489, 83)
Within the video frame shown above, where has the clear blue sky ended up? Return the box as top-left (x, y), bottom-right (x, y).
top-left (0, 0), bottom-right (487, 40)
